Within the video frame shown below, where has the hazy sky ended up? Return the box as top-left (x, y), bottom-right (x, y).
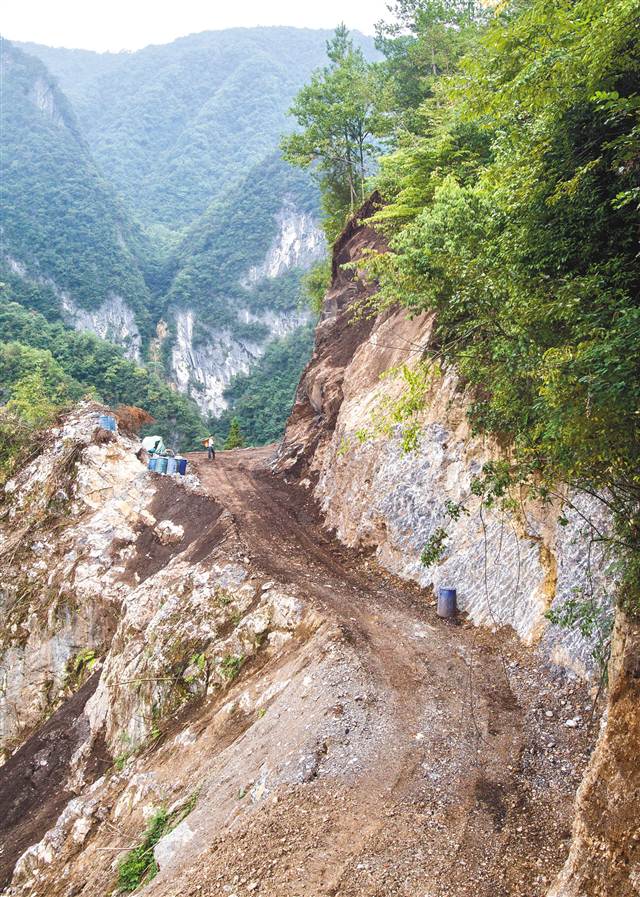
top-left (2, 0), bottom-right (393, 52)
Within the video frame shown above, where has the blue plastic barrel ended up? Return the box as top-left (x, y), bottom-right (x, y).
top-left (166, 457), bottom-right (178, 475)
top-left (147, 458), bottom-right (156, 472)
top-left (98, 414), bottom-right (117, 431)
top-left (437, 587), bottom-right (457, 618)
top-left (176, 458), bottom-right (188, 476)
top-left (156, 457), bottom-right (168, 475)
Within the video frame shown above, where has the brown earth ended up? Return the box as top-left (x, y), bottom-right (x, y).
top-left (276, 192), bottom-right (387, 483)
top-left (0, 194), bottom-right (607, 894)
top-left (158, 446), bottom-right (600, 897)
top-left (0, 673), bottom-right (107, 889)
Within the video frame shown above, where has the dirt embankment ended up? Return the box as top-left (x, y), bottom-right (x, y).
top-left (276, 192), bottom-right (388, 482)
top-left (272, 192), bottom-right (638, 897)
top-left (0, 438), bottom-right (600, 897)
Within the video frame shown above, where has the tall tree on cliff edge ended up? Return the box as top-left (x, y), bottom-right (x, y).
top-left (369, 0), bottom-right (640, 617)
top-left (283, 0), bottom-right (640, 616)
top-left (373, 0), bottom-right (488, 139)
top-left (281, 25), bottom-right (380, 239)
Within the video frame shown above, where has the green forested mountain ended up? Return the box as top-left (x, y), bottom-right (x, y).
top-left (0, 39), bottom-right (151, 333)
top-left (2, 30), bottom-right (355, 444)
top-left (0, 299), bottom-right (206, 446)
top-left (1, 29), bottom-right (382, 449)
top-left (165, 154), bottom-right (319, 335)
top-left (20, 29), bottom-right (377, 232)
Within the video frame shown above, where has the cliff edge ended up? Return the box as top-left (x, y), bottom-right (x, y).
top-left (278, 197), bottom-right (640, 897)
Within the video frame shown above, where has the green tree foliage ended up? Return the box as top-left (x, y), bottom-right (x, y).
top-left (217, 324), bottom-right (315, 445)
top-left (0, 411), bottom-right (40, 487)
top-left (224, 418), bottom-right (246, 450)
top-left (0, 39), bottom-right (152, 334)
top-left (362, 0), bottom-right (640, 614)
top-left (0, 341), bottom-right (81, 485)
top-left (6, 370), bottom-right (65, 428)
top-left (0, 300), bottom-right (207, 447)
top-left (302, 259), bottom-right (333, 314)
top-left (23, 29), bottom-right (377, 231)
top-left (374, 1), bottom-right (488, 137)
top-left (282, 26), bottom-right (381, 239)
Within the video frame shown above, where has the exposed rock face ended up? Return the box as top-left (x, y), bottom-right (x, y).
top-left (61, 293), bottom-right (142, 361)
top-left (28, 76), bottom-right (66, 127)
top-left (170, 306), bottom-right (309, 417)
top-left (2, 260), bottom-right (143, 362)
top-left (5, 257), bottom-right (27, 277)
top-left (243, 199), bottom-right (324, 285)
top-left (548, 614), bottom-right (640, 897)
top-left (0, 407), bottom-right (147, 754)
top-left (277, 196), bottom-right (613, 672)
top-left (0, 406), bottom-right (323, 892)
top-left (276, 196), bottom-right (636, 896)
top-left (169, 199), bottom-right (321, 416)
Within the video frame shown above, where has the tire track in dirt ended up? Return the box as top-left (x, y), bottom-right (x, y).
top-left (183, 449), bottom-right (532, 893)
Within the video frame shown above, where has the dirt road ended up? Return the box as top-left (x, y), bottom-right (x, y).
top-left (171, 448), bottom-right (596, 897)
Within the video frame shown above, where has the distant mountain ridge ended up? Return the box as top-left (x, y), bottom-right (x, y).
top-left (2, 28), bottom-right (378, 437)
top-left (0, 39), bottom-right (152, 351)
top-left (19, 28), bottom-right (377, 231)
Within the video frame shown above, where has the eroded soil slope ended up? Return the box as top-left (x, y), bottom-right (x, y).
top-left (145, 447), bottom-right (598, 897)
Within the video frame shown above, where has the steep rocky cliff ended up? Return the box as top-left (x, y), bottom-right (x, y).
top-left (277, 199), bottom-right (639, 895)
top-left (550, 612), bottom-right (640, 897)
top-left (61, 294), bottom-right (143, 362)
top-left (0, 39), bottom-right (152, 338)
top-left (278, 196), bottom-right (617, 672)
top-left (2, 39), bottom-right (326, 434)
top-left (168, 195), bottom-right (321, 416)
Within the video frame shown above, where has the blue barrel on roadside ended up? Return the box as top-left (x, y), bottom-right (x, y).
top-left (166, 457), bottom-right (178, 475)
top-left (156, 456), bottom-right (168, 475)
top-left (147, 458), bottom-right (156, 472)
top-left (437, 587), bottom-right (457, 618)
top-left (99, 414), bottom-right (117, 431)
top-left (176, 458), bottom-right (188, 476)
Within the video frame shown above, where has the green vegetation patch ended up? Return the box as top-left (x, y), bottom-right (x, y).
top-left (215, 324), bottom-right (315, 446)
top-left (0, 299), bottom-right (207, 448)
top-left (117, 792), bottom-right (199, 892)
top-left (219, 653), bottom-right (245, 682)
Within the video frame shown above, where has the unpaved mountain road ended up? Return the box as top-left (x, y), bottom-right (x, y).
top-left (177, 447), bottom-right (596, 897)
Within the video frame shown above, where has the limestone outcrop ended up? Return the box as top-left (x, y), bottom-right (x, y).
top-left (276, 197), bottom-right (636, 896)
top-left (277, 197), bottom-right (614, 675)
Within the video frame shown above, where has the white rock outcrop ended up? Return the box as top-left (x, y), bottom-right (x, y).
top-left (0, 406), bottom-right (154, 753)
top-left (61, 293), bottom-right (142, 361)
top-left (29, 76), bottom-right (66, 127)
top-left (169, 199), bottom-right (321, 415)
top-left (242, 199), bottom-right (324, 286)
top-left (170, 307), bottom-right (308, 417)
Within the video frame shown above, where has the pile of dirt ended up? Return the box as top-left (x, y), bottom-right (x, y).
top-left (122, 477), bottom-right (223, 584)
